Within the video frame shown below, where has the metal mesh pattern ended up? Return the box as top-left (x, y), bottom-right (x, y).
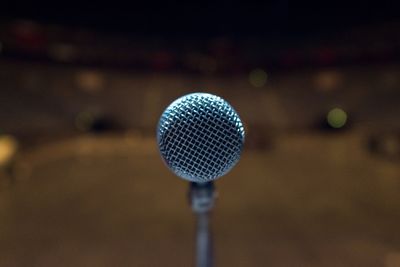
top-left (157, 93), bottom-right (245, 182)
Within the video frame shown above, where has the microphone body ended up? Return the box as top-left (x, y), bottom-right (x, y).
top-left (157, 93), bottom-right (245, 267)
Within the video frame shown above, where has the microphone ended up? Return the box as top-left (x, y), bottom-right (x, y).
top-left (157, 93), bottom-right (245, 267)
top-left (157, 92), bottom-right (245, 182)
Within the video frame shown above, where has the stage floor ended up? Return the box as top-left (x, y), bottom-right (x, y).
top-left (1, 132), bottom-right (399, 267)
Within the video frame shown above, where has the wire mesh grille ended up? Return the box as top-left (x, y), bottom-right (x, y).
top-left (157, 93), bottom-right (245, 182)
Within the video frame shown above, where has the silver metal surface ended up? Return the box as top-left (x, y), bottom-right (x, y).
top-left (157, 93), bottom-right (245, 182)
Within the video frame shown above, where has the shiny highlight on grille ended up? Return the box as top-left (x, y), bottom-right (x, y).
top-left (157, 93), bottom-right (245, 182)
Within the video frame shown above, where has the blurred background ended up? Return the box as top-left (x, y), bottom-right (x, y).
top-left (0, 2), bottom-right (400, 266)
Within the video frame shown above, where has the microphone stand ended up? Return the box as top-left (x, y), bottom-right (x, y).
top-left (189, 182), bottom-right (216, 267)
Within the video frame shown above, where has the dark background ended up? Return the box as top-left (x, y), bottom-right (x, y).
top-left (0, 2), bottom-right (400, 267)
top-left (2, 2), bottom-right (399, 36)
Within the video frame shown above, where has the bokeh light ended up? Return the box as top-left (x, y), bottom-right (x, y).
top-left (314, 70), bottom-right (342, 92)
top-left (249, 68), bottom-right (268, 87)
top-left (327, 108), bottom-right (347, 128)
top-left (0, 135), bottom-right (18, 167)
top-left (75, 70), bottom-right (104, 93)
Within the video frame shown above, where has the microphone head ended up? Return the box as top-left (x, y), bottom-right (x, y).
top-left (157, 93), bottom-right (245, 183)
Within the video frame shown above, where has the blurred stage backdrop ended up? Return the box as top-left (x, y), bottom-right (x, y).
top-left (0, 3), bottom-right (400, 267)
